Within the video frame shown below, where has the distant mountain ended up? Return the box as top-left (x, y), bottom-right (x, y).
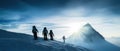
top-left (66, 23), bottom-right (120, 51)
top-left (0, 29), bottom-right (90, 51)
top-left (81, 23), bottom-right (104, 41)
top-left (67, 23), bottom-right (104, 44)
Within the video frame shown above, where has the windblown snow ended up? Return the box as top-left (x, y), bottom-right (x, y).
top-left (66, 23), bottom-right (120, 51)
top-left (0, 29), bottom-right (90, 51)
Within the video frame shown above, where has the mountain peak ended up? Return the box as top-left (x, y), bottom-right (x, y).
top-left (83, 23), bottom-right (93, 29)
top-left (84, 23), bottom-right (91, 26)
top-left (67, 23), bottom-right (104, 43)
top-left (82, 23), bottom-right (104, 42)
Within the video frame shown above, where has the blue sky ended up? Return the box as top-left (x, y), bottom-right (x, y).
top-left (0, 0), bottom-right (120, 39)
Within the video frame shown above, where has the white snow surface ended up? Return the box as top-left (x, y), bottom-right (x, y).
top-left (0, 29), bottom-right (90, 51)
top-left (66, 23), bottom-right (120, 51)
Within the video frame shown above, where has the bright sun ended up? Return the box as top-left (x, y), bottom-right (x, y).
top-left (67, 22), bottom-right (85, 33)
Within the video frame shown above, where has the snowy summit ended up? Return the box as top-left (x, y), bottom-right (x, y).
top-left (66, 23), bottom-right (120, 51)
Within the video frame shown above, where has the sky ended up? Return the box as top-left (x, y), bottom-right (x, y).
top-left (0, 0), bottom-right (120, 39)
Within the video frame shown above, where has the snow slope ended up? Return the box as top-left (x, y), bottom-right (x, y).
top-left (106, 38), bottom-right (120, 47)
top-left (0, 29), bottom-right (90, 51)
top-left (66, 23), bottom-right (120, 51)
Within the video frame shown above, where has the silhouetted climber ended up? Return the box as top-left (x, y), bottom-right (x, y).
top-left (42, 27), bottom-right (48, 40)
top-left (63, 36), bottom-right (66, 43)
top-left (49, 30), bottom-right (54, 40)
top-left (32, 26), bottom-right (38, 40)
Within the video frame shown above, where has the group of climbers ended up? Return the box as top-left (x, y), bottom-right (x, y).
top-left (32, 26), bottom-right (54, 40)
top-left (32, 26), bottom-right (66, 43)
top-left (42, 27), bottom-right (54, 40)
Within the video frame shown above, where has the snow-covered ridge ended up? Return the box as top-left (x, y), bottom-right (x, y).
top-left (0, 29), bottom-right (90, 51)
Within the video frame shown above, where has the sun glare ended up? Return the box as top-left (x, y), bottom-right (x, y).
top-left (67, 23), bottom-right (85, 33)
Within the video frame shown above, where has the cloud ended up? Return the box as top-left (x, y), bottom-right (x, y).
top-left (0, 0), bottom-right (120, 15)
top-left (0, 0), bottom-right (120, 24)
